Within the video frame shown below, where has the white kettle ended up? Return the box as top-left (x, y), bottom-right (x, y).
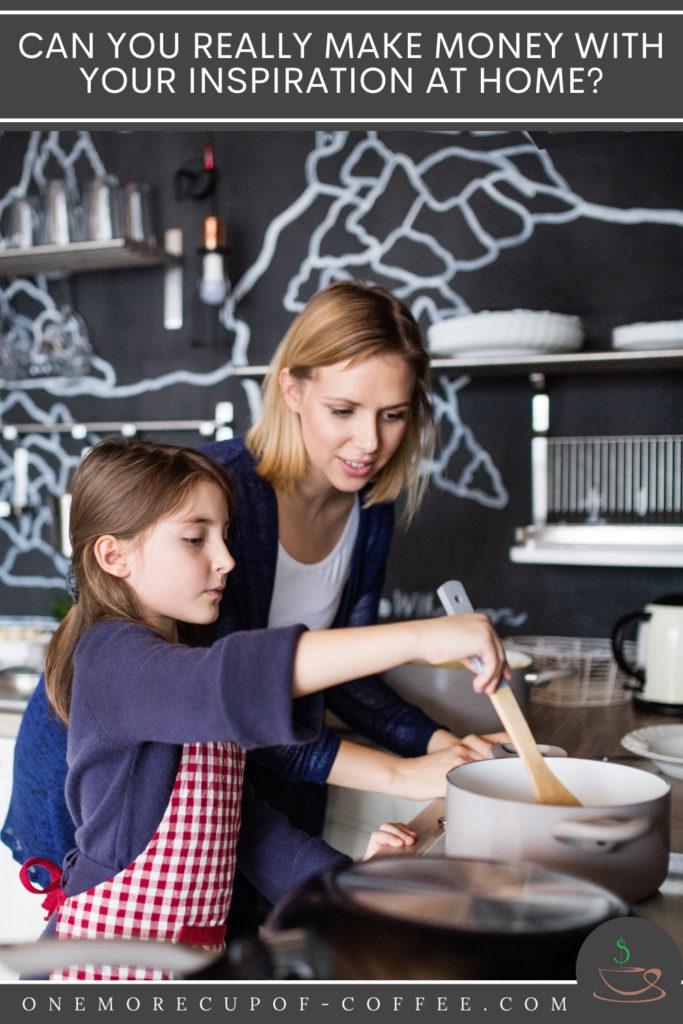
top-left (612, 595), bottom-right (683, 712)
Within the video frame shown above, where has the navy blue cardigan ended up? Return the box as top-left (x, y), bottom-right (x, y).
top-left (2, 438), bottom-right (439, 870)
top-left (200, 438), bottom-right (441, 837)
top-left (202, 439), bottom-right (439, 768)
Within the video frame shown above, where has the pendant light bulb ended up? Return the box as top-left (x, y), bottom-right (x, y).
top-left (198, 215), bottom-right (230, 306)
top-left (199, 253), bottom-right (229, 306)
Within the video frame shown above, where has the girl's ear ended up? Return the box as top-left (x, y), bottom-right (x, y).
top-left (279, 367), bottom-right (303, 413)
top-left (93, 535), bottom-right (130, 578)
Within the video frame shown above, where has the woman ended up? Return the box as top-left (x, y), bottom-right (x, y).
top-left (201, 280), bottom-right (506, 839)
top-left (2, 280), bottom-right (506, 924)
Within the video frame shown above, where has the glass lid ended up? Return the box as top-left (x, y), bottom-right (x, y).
top-left (332, 857), bottom-right (628, 935)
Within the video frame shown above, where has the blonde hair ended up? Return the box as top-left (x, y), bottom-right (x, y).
top-left (247, 281), bottom-right (435, 521)
top-left (45, 439), bottom-right (234, 724)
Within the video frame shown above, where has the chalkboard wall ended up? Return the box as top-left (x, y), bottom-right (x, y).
top-left (0, 130), bottom-right (681, 638)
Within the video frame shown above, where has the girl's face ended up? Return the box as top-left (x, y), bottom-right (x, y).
top-left (121, 480), bottom-right (234, 635)
top-left (280, 352), bottom-right (413, 495)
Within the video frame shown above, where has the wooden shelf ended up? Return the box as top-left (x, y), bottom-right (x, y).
top-left (0, 238), bottom-right (167, 277)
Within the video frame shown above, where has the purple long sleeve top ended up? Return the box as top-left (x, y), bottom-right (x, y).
top-left (59, 619), bottom-right (348, 905)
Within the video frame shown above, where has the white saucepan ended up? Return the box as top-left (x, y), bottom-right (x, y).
top-left (445, 758), bottom-right (670, 903)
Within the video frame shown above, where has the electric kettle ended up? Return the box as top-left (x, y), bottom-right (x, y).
top-left (612, 595), bottom-right (683, 713)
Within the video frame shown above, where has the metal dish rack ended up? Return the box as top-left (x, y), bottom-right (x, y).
top-left (511, 420), bottom-right (683, 566)
top-left (510, 636), bottom-right (636, 707)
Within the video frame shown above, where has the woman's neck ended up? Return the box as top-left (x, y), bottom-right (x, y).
top-left (275, 476), bottom-right (357, 564)
top-left (279, 475), bottom-right (355, 519)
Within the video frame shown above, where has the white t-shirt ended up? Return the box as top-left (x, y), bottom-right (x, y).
top-left (267, 499), bottom-right (360, 630)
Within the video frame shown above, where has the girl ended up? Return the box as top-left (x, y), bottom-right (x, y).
top-left (30, 438), bottom-right (508, 980)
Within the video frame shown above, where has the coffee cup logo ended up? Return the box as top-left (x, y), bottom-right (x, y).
top-left (593, 937), bottom-right (666, 1003)
top-left (577, 917), bottom-right (681, 1017)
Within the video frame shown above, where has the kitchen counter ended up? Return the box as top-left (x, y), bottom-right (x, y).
top-left (404, 699), bottom-right (683, 955)
top-left (0, 710), bottom-right (22, 739)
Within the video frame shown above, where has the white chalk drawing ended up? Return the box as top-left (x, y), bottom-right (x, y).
top-left (0, 133), bottom-right (98, 383)
top-left (379, 590), bottom-right (527, 631)
top-left (426, 374), bottom-right (509, 509)
top-left (0, 391), bottom-right (99, 588)
top-left (2, 129), bottom-right (683, 592)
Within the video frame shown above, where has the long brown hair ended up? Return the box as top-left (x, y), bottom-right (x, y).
top-left (247, 280), bottom-right (435, 522)
top-left (45, 439), bottom-right (234, 724)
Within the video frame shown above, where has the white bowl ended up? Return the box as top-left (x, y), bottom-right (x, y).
top-left (621, 725), bottom-right (683, 780)
top-left (612, 319), bottom-right (683, 351)
top-left (428, 310), bottom-right (584, 357)
top-left (383, 648), bottom-right (534, 736)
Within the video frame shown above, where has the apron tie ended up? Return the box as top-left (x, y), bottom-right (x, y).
top-left (179, 922), bottom-right (227, 948)
top-left (20, 857), bottom-right (67, 920)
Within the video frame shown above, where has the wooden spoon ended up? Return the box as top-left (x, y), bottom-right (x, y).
top-left (437, 580), bottom-right (582, 808)
top-left (488, 683), bottom-right (581, 806)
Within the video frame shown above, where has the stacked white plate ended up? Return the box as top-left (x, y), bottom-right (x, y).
top-left (428, 309), bottom-right (584, 358)
top-left (612, 319), bottom-right (683, 351)
top-left (621, 724), bottom-right (683, 779)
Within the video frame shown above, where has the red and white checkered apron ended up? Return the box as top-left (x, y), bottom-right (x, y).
top-left (51, 741), bottom-right (245, 981)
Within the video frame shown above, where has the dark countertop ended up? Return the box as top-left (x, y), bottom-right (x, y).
top-left (403, 698), bottom-right (683, 955)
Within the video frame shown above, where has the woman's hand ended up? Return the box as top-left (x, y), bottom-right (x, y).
top-left (415, 613), bottom-right (510, 694)
top-left (427, 727), bottom-right (510, 758)
top-left (362, 822), bottom-right (417, 861)
top-left (390, 741), bottom-right (509, 800)
top-left (327, 736), bottom-right (510, 801)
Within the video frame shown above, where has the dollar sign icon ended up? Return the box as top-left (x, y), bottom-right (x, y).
top-left (613, 937), bottom-right (631, 966)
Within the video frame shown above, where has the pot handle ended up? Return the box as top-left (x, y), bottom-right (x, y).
top-left (524, 668), bottom-right (573, 687)
top-left (611, 610), bottom-right (649, 689)
top-left (552, 815), bottom-right (652, 853)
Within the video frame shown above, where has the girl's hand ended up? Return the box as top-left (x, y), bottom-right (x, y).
top-left (416, 613), bottom-right (511, 694)
top-left (427, 727), bottom-right (510, 758)
top-left (362, 822), bottom-right (417, 861)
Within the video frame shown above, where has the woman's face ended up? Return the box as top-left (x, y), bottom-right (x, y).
top-left (280, 352), bottom-right (414, 494)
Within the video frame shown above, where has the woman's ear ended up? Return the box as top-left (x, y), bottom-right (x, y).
top-left (93, 535), bottom-right (130, 578)
top-left (278, 367), bottom-right (303, 413)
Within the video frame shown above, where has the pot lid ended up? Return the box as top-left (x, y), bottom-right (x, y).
top-left (330, 857), bottom-right (628, 935)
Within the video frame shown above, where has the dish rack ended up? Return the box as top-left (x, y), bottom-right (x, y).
top-left (511, 431), bottom-right (683, 567)
top-left (510, 636), bottom-right (636, 707)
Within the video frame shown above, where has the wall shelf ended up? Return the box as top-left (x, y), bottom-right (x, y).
top-left (231, 349), bottom-right (683, 380)
top-left (511, 525), bottom-right (683, 568)
top-left (431, 349), bottom-right (683, 376)
top-left (510, 544), bottom-right (683, 568)
top-left (0, 238), bottom-right (167, 277)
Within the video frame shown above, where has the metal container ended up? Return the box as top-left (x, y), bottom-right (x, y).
top-left (123, 182), bottom-right (154, 243)
top-left (41, 180), bottom-right (79, 245)
top-left (83, 175), bottom-right (121, 241)
top-left (445, 757), bottom-right (670, 903)
top-left (6, 196), bottom-right (40, 247)
top-left (384, 649), bottom-right (562, 735)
